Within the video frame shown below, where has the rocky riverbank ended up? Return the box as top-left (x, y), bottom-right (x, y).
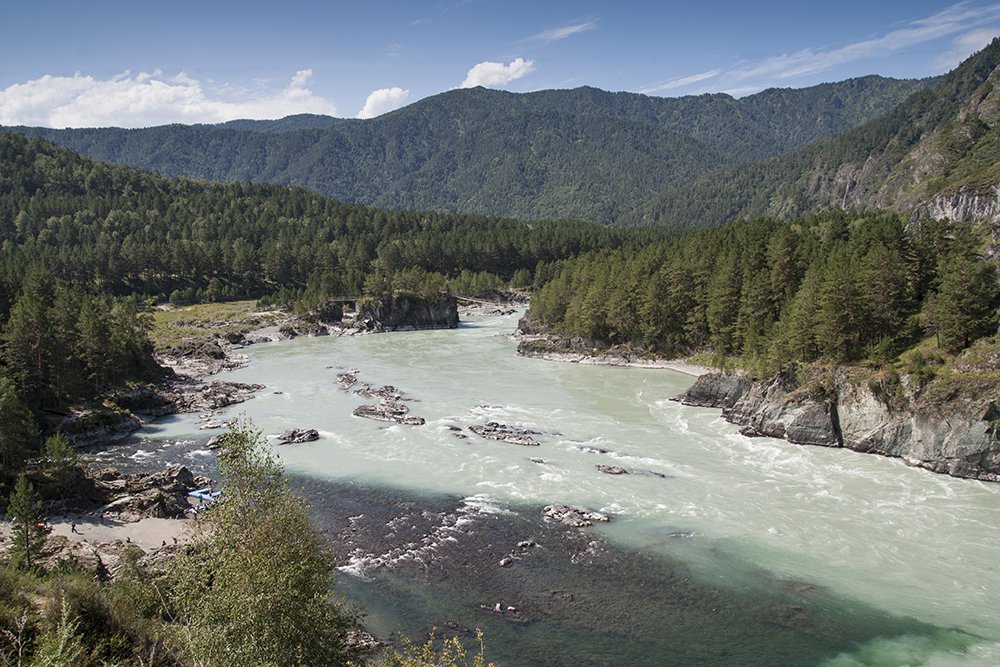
top-left (673, 361), bottom-right (1000, 482)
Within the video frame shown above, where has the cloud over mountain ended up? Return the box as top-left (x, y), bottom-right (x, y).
top-left (0, 69), bottom-right (337, 128)
top-left (460, 58), bottom-right (534, 88)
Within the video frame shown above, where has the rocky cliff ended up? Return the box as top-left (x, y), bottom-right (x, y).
top-left (353, 294), bottom-right (459, 331)
top-left (674, 362), bottom-right (1000, 482)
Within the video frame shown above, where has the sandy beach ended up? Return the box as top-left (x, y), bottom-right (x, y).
top-left (2, 514), bottom-right (195, 552)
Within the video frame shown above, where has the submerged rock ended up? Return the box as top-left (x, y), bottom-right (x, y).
top-left (596, 465), bottom-right (628, 475)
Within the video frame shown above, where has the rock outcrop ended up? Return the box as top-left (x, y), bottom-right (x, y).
top-left (352, 403), bottom-right (426, 426)
top-left (167, 380), bottom-right (264, 413)
top-left (62, 409), bottom-right (143, 448)
top-left (674, 373), bottom-right (751, 409)
top-left (673, 364), bottom-right (1000, 481)
top-left (352, 294), bottom-right (458, 331)
top-left (721, 368), bottom-right (840, 447)
top-left (836, 382), bottom-right (1000, 480)
top-left (80, 464), bottom-right (209, 522)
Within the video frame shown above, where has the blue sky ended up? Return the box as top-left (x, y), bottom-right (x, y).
top-left (1, 0), bottom-right (998, 127)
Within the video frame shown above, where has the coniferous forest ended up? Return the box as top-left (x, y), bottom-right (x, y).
top-left (526, 212), bottom-right (998, 371)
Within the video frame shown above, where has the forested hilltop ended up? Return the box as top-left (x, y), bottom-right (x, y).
top-left (6, 76), bottom-right (928, 225)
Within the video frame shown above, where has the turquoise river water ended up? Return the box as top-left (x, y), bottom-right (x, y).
top-left (121, 311), bottom-right (1000, 666)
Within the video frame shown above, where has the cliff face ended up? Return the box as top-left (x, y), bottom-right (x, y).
top-left (354, 294), bottom-right (459, 331)
top-left (675, 365), bottom-right (1000, 482)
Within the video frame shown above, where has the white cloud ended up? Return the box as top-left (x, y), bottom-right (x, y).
top-left (729, 2), bottom-right (1000, 82)
top-left (529, 21), bottom-right (597, 43)
top-left (934, 26), bottom-right (1000, 69)
top-left (637, 70), bottom-right (720, 94)
top-left (357, 87), bottom-right (410, 119)
top-left (636, 2), bottom-right (1000, 98)
top-left (460, 58), bottom-right (535, 88)
top-left (0, 69), bottom-right (338, 128)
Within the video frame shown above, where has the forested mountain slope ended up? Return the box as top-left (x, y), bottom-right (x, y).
top-left (644, 38), bottom-right (1000, 228)
top-left (5, 76), bottom-right (928, 224)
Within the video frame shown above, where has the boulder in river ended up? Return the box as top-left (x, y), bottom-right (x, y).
top-left (542, 504), bottom-right (610, 527)
top-left (353, 403), bottom-right (425, 425)
top-left (596, 465), bottom-right (628, 475)
top-left (336, 372), bottom-right (358, 390)
top-left (277, 428), bottom-right (320, 444)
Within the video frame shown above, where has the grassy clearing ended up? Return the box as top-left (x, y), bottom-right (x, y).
top-left (149, 300), bottom-right (284, 351)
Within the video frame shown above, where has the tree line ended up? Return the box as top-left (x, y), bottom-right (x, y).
top-left (528, 211), bottom-right (998, 373)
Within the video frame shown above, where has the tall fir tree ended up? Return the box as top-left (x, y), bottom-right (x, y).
top-left (7, 474), bottom-right (46, 570)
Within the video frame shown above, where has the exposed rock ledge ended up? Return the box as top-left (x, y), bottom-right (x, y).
top-left (673, 365), bottom-right (1000, 482)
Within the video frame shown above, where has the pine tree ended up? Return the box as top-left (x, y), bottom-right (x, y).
top-left (816, 247), bottom-right (864, 362)
top-left (7, 474), bottom-right (46, 570)
top-left (3, 269), bottom-right (55, 405)
top-left (0, 377), bottom-right (39, 473)
top-left (44, 432), bottom-right (78, 495)
top-left (927, 248), bottom-right (998, 353)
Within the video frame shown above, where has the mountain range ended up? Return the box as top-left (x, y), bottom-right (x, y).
top-left (5, 38), bottom-right (1000, 229)
top-left (6, 76), bottom-right (930, 225)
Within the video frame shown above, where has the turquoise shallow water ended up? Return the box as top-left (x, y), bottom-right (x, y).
top-left (129, 311), bottom-right (1000, 665)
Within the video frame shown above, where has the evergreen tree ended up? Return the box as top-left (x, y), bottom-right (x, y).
top-left (3, 269), bottom-right (55, 405)
top-left (0, 377), bottom-right (39, 473)
top-left (43, 432), bottom-right (78, 494)
top-left (927, 248), bottom-right (998, 353)
top-left (7, 474), bottom-right (46, 570)
top-left (816, 247), bottom-right (864, 361)
top-left (705, 248), bottom-right (742, 354)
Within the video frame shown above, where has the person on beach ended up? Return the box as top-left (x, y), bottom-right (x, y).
top-left (71, 522), bottom-right (79, 534)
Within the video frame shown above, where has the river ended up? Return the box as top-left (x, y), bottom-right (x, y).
top-left (105, 311), bottom-right (1000, 666)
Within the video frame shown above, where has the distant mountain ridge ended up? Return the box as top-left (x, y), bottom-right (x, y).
top-left (4, 76), bottom-right (931, 225)
top-left (644, 37), bottom-right (1000, 228)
